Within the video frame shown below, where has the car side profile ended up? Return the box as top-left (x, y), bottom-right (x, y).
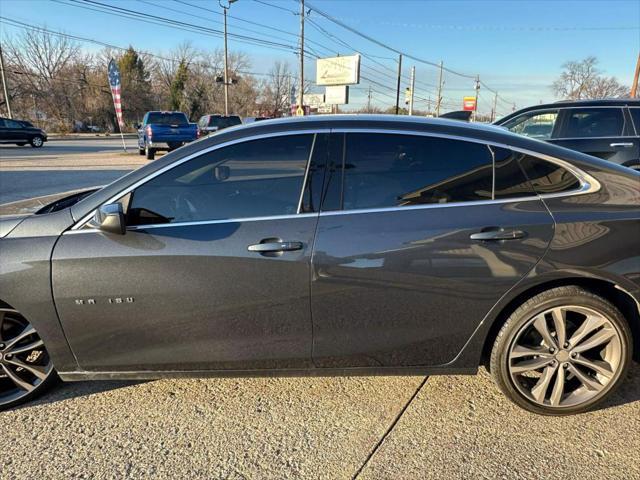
top-left (494, 99), bottom-right (640, 170)
top-left (0, 117), bottom-right (48, 148)
top-left (1, 115), bottom-right (639, 415)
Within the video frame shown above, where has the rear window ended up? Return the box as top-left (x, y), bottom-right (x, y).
top-left (519, 156), bottom-right (581, 194)
top-left (209, 116), bottom-right (242, 128)
top-left (147, 112), bottom-right (189, 125)
top-left (561, 108), bottom-right (624, 138)
top-left (629, 108), bottom-right (640, 135)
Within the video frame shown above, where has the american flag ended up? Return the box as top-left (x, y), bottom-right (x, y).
top-left (108, 59), bottom-right (124, 128)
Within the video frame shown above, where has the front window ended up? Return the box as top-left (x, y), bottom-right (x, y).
top-left (124, 135), bottom-right (314, 226)
top-left (503, 110), bottom-right (559, 140)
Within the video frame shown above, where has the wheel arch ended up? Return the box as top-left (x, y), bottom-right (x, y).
top-left (479, 276), bottom-right (640, 367)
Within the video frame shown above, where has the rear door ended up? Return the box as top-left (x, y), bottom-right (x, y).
top-left (552, 107), bottom-right (637, 167)
top-left (53, 132), bottom-right (327, 371)
top-left (311, 131), bottom-right (557, 368)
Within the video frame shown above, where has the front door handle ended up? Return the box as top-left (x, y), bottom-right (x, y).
top-left (610, 142), bottom-right (634, 148)
top-left (470, 228), bottom-right (526, 241)
top-left (248, 240), bottom-right (303, 253)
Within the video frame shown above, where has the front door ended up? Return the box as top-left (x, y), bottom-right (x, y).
top-left (311, 132), bottom-right (557, 368)
top-left (52, 133), bottom-right (326, 371)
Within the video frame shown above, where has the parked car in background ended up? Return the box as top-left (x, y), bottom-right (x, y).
top-left (1, 115), bottom-right (638, 415)
top-left (137, 111), bottom-right (197, 160)
top-left (0, 117), bottom-right (47, 148)
top-left (495, 99), bottom-right (640, 170)
top-left (197, 114), bottom-right (242, 137)
top-left (243, 116), bottom-right (270, 124)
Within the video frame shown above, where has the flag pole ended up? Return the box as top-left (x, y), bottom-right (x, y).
top-left (108, 59), bottom-right (127, 153)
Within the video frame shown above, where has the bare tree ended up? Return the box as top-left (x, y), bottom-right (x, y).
top-left (260, 61), bottom-right (291, 117)
top-left (552, 57), bottom-right (629, 99)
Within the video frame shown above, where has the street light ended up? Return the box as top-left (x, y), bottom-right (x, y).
top-left (219, 0), bottom-right (237, 116)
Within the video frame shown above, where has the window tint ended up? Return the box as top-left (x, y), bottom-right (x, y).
top-left (629, 108), bottom-right (640, 135)
top-left (209, 116), bottom-right (242, 128)
top-left (561, 108), bottom-right (624, 138)
top-left (4, 119), bottom-right (23, 128)
top-left (491, 147), bottom-right (536, 199)
top-left (127, 135), bottom-right (314, 225)
top-left (504, 110), bottom-right (558, 140)
top-left (519, 155), bottom-right (581, 194)
top-left (0, 119), bottom-right (6, 128)
top-left (339, 134), bottom-right (493, 210)
top-left (146, 112), bottom-right (189, 126)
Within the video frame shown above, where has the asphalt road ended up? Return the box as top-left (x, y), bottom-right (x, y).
top-left (0, 137), bottom-right (139, 158)
top-left (0, 170), bottom-right (131, 203)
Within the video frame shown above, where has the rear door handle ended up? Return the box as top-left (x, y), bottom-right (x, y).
top-left (470, 228), bottom-right (526, 241)
top-left (248, 241), bottom-right (303, 253)
top-left (610, 142), bottom-right (634, 148)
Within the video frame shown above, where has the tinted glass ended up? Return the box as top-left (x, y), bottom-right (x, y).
top-left (504, 110), bottom-right (558, 140)
top-left (339, 133), bottom-right (493, 210)
top-left (127, 135), bottom-right (314, 225)
top-left (491, 147), bottom-right (536, 199)
top-left (209, 116), bottom-right (242, 128)
top-left (146, 112), bottom-right (189, 125)
top-left (519, 155), bottom-right (581, 194)
top-left (4, 119), bottom-right (23, 128)
top-left (562, 108), bottom-right (624, 138)
top-left (629, 108), bottom-right (640, 135)
top-left (0, 119), bottom-right (6, 128)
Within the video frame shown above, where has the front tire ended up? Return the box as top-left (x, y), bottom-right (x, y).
top-left (30, 136), bottom-right (44, 148)
top-left (490, 286), bottom-right (632, 415)
top-left (0, 307), bottom-right (58, 411)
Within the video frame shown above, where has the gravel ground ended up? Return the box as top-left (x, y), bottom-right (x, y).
top-left (1, 365), bottom-right (638, 479)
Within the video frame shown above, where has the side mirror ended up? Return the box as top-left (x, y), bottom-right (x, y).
top-left (93, 203), bottom-right (126, 235)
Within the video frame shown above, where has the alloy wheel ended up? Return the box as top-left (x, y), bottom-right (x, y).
top-left (31, 136), bottom-right (43, 147)
top-left (0, 308), bottom-right (54, 406)
top-left (507, 305), bottom-right (623, 409)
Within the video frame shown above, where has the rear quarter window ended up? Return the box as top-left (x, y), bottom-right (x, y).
top-left (519, 155), bottom-right (581, 194)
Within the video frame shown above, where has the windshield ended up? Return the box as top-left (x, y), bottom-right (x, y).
top-left (147, 112), bottom-right (189, 125)
top-left (209, 116), bottom-right (241, 128)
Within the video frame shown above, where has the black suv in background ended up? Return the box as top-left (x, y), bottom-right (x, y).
top-left (197, 114), bottom-right (242, 137)
top-left (495, 99), bottom-right (640, 170)
top-left (0, 117), bottom-right (48, 148)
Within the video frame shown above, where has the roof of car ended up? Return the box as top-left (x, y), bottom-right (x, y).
top-left (495, 98), bottom-right (639, 124)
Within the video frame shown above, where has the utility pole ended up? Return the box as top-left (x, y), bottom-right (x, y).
top-left (395, 54), bottom-right (402, 115)
top-left (631, 53), bottom-right (640, 98)
top-left (219, 0), bottom-right (237, 116)
top-left (435, 60), bottom-right (443, 117)
top-left (473, 75), bottom-right (480, 122)
top-left (408, 66), bottom-right (415, 115)
top-left (297, 0), bottom-right (305, 116)
top-left (0, 44), bottom-right (12, 119)
top-left (366, 85), bottom-right (372, 113)
top-left (491, 91), bottom-right (498, 122)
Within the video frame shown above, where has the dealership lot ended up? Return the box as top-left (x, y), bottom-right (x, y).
top-left (1, 139), bottom-right (639, 479)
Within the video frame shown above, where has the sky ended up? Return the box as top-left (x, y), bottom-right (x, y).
top-left (1, 0), bottom-right (638, 116)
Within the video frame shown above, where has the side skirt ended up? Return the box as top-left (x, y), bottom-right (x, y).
top-left (59, 366), bottom-right (478, 382)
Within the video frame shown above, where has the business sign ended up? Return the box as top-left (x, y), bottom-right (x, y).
top-left (317, 105), bottom-right (333, 114)
top-left (325, 85), bottom-right (349, 105)
top-left (303, 93), bottom-right (325, 107)
top-left (316, 55), bottom-right (361, 86)
top-left (463, 96), bottom-right (477, 111)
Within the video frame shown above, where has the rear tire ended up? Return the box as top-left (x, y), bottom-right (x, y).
top-left (145, 144), bottom-right (155, 160)
top-left (490, 286), bottom-right (632, 415)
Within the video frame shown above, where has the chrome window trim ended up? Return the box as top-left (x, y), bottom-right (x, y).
top-left (71, 129), bottom-right (328, 230)
top-left (64, 212), bottom-right (319, 235)
top-left (72, 127), bottom-right (600, 232)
